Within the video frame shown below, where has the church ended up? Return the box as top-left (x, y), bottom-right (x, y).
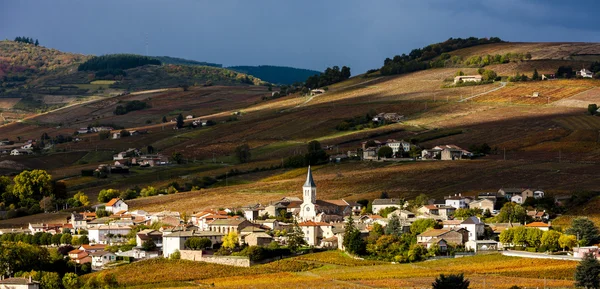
top-left (298, 166), bottom-right (363, 222)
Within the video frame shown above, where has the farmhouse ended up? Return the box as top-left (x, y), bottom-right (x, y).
top-left (454, 75), bottom-right (482, 84)
top-left (105, 198), bottom-right (128, 213)
top-left (421, 145), bottom-right (472, 160)
top-left (88, 225), bottom-right (132, 244)
top-left (386, 139), bottom-right (411, 155)
top-left (298, 221), bottom-right (338, 246)
top-left (90, 251), bottom-right (117, 270)
top-left (469, 199), bottom-right (495, 213)
top-left (372, 113), bottom-right (404, 123)
top-left (417, 228), bottom-right (467, 246)
top-left (577, 68), bottom-right (593, 78)
top-left (207, 218), bottom-right (253, 234)
top-left (444, 194), bottom-right (469, 209)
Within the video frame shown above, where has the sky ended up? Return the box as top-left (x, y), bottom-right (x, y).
top-left (2, 0), bottom-right (600, 74)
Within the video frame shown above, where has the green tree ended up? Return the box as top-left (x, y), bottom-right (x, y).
top-left (97, 189), bottom-right (120, 202)
top-left (532, 68), bottom-right (540, 80)
top-left (162, 116), bottom-right (167, 123)
top-left (481, 69), bottom-right (497, 81)
top-left (185, 237), bottom-right (212, 250)
top-left (377, 146), bottom-right (393, 158)
top-left (60, 233), bottom-right (72, 245)
top-left (40, 271), bottom-right (61, 289)
top-left (287, 220), bottom-right (306, 251)
top-left (407, 243), bottom-right (428, 262)
top-left (12, 170), bottom-right (52, 201)
top-left (172, 152), bottom-right (183, 164)
top-left (235, 144), bottom-right (251, 163)
top-left (62, 273), bottom-right (79, 289)
top-left (78, 235), bottom-right (90, 245)
top-left (176, 114), bottom-right (184, 128)
top-left (589, 104), bottom-right (598, 115)
top-left (140, 186), bottom-right (158, 197)
top-left (170, 250), bottom-right (181, 260)
top-left (567, 218), bottom-right (600, 246)
top-left (525, 228), bottom-right (543, 248)
top-left (343, 216), bottom-right (365, 255)
top-left (432, 273), bottom-right (470, 289)
top-left (540, 230), bottom-right (561, 252)
top-left (453, 208), bottom-right (482, 219)
top-left (410, 218), bottom-right (438, 235)
top-left (51, 234), bottom-right (62, 246)
top-left (73, 191), bottom-right (90, 206)
top-left (142, 240), bottom-right (157, 251)
top-left (496, 202), bottom-right (527, 224)
top-left (385, 214), bottom-right (403, 236)
top-left (576, 253), bottom-right (600, 289)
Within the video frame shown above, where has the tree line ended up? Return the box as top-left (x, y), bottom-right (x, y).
top-left (379, 37), bottom-right (504, 76)
top-left (78, 54), bottom-right (162, 72)
top-left (14, 36), bottom-right (39, 46)
top-left (304, 66), bottom-right (351, 89)
top-left (114, 100), bottom-right (150, 115)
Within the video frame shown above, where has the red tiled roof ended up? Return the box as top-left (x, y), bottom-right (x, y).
top-left (298, 221), bottom-right (330, 227)
top-left (106, 198), bottom-right (120, 207)
top-left (525, 222), bottom-right (550, 228)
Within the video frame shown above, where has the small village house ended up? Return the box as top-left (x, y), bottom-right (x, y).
top-left (0, 277), bottom-right (40, 289)
top-left (162, 230), bottom-right (225, 258)
top-left (372, 198), bottom-right (403, 214)
top-left (454, 75), bottom-right (482, 84)
top-left (105, 198), bottom-right (128, 213)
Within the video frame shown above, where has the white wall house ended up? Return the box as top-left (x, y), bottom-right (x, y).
top-left (162, 230), bottom-right (225, 258)
top-left (511, 195), bottom-right (523, 204)
top-left (88, 225), bottom-right (132, 244)
top-left (445, 195), bottom-right (467, 209)
top-left (458, 216), bottom-right (485, 242)
top-left (105, 198), bottom-right (128, 213)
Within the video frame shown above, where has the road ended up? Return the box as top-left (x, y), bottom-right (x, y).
top-left (502, 250), bottom-right (580, 261)
top-left (458, 81), bottom-right (507, 102)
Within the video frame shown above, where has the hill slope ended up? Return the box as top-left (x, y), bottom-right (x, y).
top-left (228, 65), bottom-right (320, 84)
top-left (152, 55), bottom-right (222, 68)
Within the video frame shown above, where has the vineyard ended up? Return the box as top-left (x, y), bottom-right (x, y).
top-left (472, 80), bottom-right (598, 105)
top-left (0, 98), bottom-right (21, 109)
top-left (95, 253), bottom-right (577, 289)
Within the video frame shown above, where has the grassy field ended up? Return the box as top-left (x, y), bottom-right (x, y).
top-left (473, 80), bottom-right (597, 105)
top-left (0, 98), bottom-right (22, 109)
top-left (85, 252), bottom-right (576, 289)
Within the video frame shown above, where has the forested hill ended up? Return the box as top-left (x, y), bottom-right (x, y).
top-left (152, 56), bottom-right (222, 68)
top-left (228, 65), bottom-right (321, 85)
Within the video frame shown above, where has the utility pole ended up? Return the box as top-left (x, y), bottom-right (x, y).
top-left (503, 148), bottom-right (506, 161)
top-left (559, 150), bottom-right (561, 163)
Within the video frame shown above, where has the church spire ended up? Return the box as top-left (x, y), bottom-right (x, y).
top-left (303, 165), bottom-right (316, 187)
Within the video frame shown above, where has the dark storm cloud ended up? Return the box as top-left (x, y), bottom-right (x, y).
top-left (1, 0), bottom-right (599, 73)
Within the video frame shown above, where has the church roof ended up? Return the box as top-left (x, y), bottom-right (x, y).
top-left (303, 166), bottom-right (316, 187)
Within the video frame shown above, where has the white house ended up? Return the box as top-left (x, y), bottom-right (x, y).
top-left (88, 225), bottom-right (132, 244)
top-left (105, 198), bottom-right (128, 213)
top-left (511, 195), bottom-right (523, 204)
top-left (458, 216), bottom-right (485, 242)
top-left (445, 195), bottom-right (468, 209)
top-left (90, 251), bottom-right (117, 269)
top-left (454, 75), bottom-right (482, 84)
top-left (298, 221), bottom-right (336, 247)
top-left (162, 230), bottom-right (225, 258)
top-left (533, 190), bottom-right (545, 199)
top-left (577, 68), bottom-right (593, 78)
top-left (371, 199), bottom-right (404, 214)
top-left (386, 140), bottom-right (411, 155)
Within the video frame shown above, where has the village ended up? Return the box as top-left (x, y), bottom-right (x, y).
top-left (0, 166), bottom-right (592, 272)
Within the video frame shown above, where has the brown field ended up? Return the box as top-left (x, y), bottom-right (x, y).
top-left (472, 80), bottom-right (598, 105)
top-left (449, 42), bottom-right (600, 61)
top-left (0, 98), bottom-right (21, 109)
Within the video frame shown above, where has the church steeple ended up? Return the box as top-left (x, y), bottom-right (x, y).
top-left (303, 166), bottom-right (316, 204)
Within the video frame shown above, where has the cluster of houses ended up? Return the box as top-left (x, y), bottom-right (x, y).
top-left (112, 148), bottom-right (169, 167)
top-left (358, 139), bottom-right (472, 161)
top-left (0, 167), bottom-right (561, 271)
top-left (420, 144), bottom-right (473, 160)
top-left (2, 140), bottom-right (37, 156)
top-left (77, 126), bottom-right (114, 135)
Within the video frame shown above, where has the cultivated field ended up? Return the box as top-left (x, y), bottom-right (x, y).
top-left (88, 252), bottom-right (576, 289)
top-left (472, 80), bottom-right (598, 105)
top-left (0, 98), bottom-right (21, 109)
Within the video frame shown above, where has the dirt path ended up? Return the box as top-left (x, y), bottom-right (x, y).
top-left (458, 81), bottom-right (507, 102)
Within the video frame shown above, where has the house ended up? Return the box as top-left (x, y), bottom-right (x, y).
top-left (525, 222), bottom-right (551, 231)
top-left (458, 216), bottom-right (485, 242)
top-left (136, 229), bottom-right (163, 247)
top-left (454, 75), bottom-right (482, 84)
top-left (88, 225), bottom-right (132, 244)
top-left (105, 198), bottom-right (128, 213)
top-left (207, 218), bottom-right (253, 234)
top-left (162, 230), bottom-right (225, 258)
top-left (541, 74), bottom-right (555, 80)
top-left (69, 212), bottom-right (94, 231)
top-left (577, 68), bottom-right (594, 78)
top-left (186, 115), bottom-right (194, 119)
top-left (78, 244), bottom-right (107, 253)
top-left (418, 205), bottom-right (439, 216)
top-left (417, 229), bottom-right (467, 246)
top-left (253, 219), bottom-right (280, 230)
top-left (498, 188), bottom-right (533, 201)
top-left (478, 192), bottom-right (498, 201)
top-left (0, 277), bottom-right (40, 289)
top-left (372, 113), bottom-right (404, 124)
top-left (10, 149), bottom-right (31, 156)
top-left (465, 240), bottom-right (500, 253)
top-left (574, 246), bottom-right (600, 258)
top-left (68, 249), bottom-right (91, 264)
top-left (421, 145), bottom-right (471, 160)
top-left (362, 147), bottom-right (377, 160)
top-left (372, 199), bottom-right (404, 214)
top-left (310, 89), bottom-right (325, 96)
top-left (533, 190), bottom-right (545, 199)
top-left (469, 199), bottom-right (495, 213)
top-left (445, 194), bottom-right (468, 209)
top-left (386, 139), bottom-right (411, 155)
top-left (298, 221), bottom-right (337, 246)
top-left (388, 209), bottom-right (415, 219)
top-left (90, 251), bottom-right (117, 269)
top-left (422, 237), bottom-right (448, 251)
top-left (511, 195), bottom-right (523, 204)
top-left (244, 232), bottom-right (273, 247)
top-left (526, 210), bottom-right (548, 222)
top-left (77, 128), bottom-right (89, 134)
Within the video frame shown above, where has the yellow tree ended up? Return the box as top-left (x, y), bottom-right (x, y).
top-left (559, 234), bottom-right (578, 251)
top-left (222, 232), bottom-right (239, 250)
top-left (12, 170), bottom-right (52, 201)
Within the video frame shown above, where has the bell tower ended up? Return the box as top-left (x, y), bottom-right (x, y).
top-left (303, 166), bottom-right (316, 204)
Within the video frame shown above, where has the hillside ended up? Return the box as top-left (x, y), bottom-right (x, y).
top-left (228, 65), bottom-right (321, 84)
top-left (152, 55), bottom-right (222, 68)
top-left (3, 41), bottom-right (600, 228)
